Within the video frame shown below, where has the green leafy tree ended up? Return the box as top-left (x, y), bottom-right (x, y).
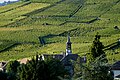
top-left (6, 60), bottom-right (20, 73)
top-left (20, 0), bottom-right (29, 2)
top-left (74, 56), bottom-right (114, 80)
top-left (45, 58), bottom-right (67, 80)
top-left (6, 60), bottom-right (20, 80)
top-left (82, 56), bottom-right (114, 80)
top-left (0, 71), bottom-right (7, 80)
top-left (18, 55), bottom-right (67, 80)
top-left (18, 59), bottom-right (36, 80)
top-left (74, 34), bottom-right (113, 80)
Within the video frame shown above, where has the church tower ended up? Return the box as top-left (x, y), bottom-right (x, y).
top-left (66, 34), bottom-right (72, 55)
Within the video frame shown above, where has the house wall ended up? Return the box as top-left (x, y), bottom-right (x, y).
top-left (112, 70), bottom-right (120, 78)
top-left (0, 68), bottom-right (3, 71)
top-left (114, 78), bottom-right (120, 80)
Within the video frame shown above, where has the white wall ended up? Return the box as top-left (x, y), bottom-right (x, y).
top-left (112, 70), bottom-right (120, 78)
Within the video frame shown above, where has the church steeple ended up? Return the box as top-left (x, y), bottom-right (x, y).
top-left (66, 33), bottom-right (72, 55)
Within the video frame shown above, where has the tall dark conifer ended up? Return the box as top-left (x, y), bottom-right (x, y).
top-left (87, 33), bottom-right (107, 63)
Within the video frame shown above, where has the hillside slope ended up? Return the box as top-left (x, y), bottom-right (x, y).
top-left (0, 0), bottom-right (119, 63)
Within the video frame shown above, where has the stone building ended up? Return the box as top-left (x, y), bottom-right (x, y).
top-left (41, 35), bottom-right (86, 76)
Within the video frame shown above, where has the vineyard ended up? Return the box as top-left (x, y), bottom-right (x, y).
top-left (0, 0), bottom-right (120, 63)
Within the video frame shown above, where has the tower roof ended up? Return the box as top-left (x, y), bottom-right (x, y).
top-left (67, 33), bottom-right (71, 44)
top-left (111, 61), bottom-right (120, 70)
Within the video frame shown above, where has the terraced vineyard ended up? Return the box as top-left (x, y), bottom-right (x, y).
top-left (0, 0), bottom-right (120, 63)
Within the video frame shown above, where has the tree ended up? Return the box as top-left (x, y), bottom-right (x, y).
top-left (20, 0), bottom-right (29, 2)
top-left (6, 60), bottom-right (20, 80)
top-left (45, 58), bottom-right (67, 80)
top-left (73, 34), bottom-right (113, 80)
top-left (0, 71), bottom-right (7, 80)
top-left (87, 33), bottom-right (107, 63)
top-left (82, 56), bottom-right (114, 80)
top-left (18, 58), bottom-right (36, 80)
top-left (17, 55), bottom-right (67, 80)
top-left (6, 60), bottom-right (20, 73)
top-left (74, 56), bottom-right (114, 80)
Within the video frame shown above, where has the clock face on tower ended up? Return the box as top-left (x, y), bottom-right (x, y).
top-left (68, 50), bottom-right (71, 53)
